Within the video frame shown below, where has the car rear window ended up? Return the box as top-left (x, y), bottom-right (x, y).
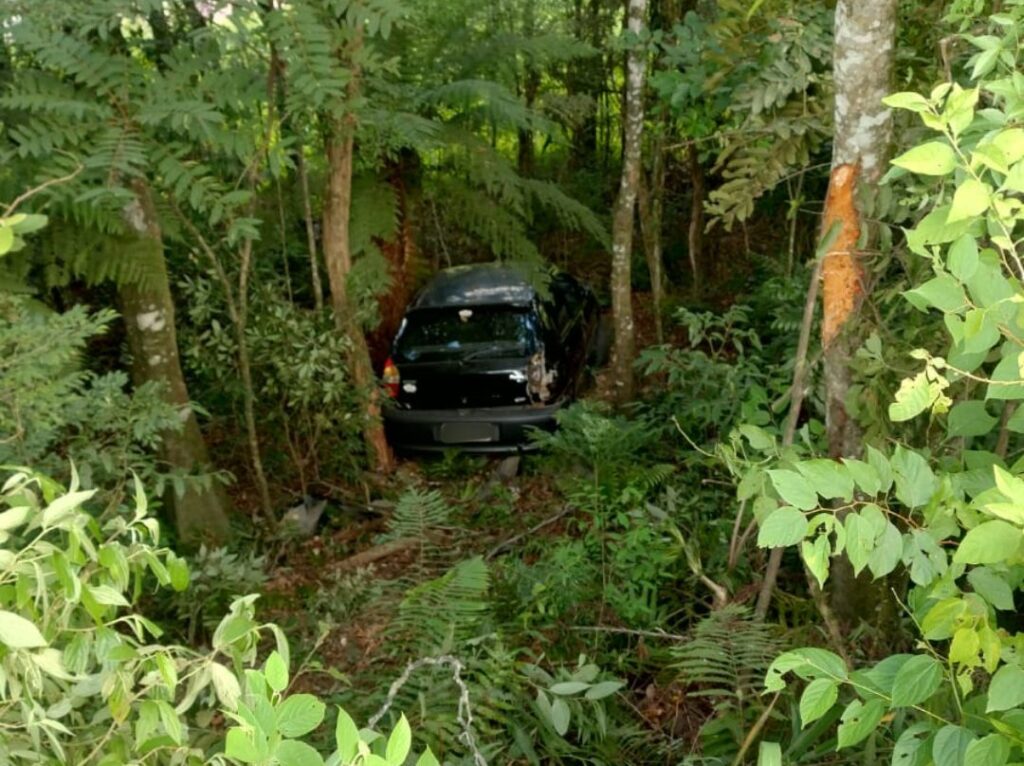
top-left (394, 306), bottom-right (537, 360)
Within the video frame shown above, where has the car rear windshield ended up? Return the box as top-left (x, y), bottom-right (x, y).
top-left (394, 306), bottom-right (537, 361)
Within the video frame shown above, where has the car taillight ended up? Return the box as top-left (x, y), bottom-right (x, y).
top-left (383, 357), bottom-right (400, 398)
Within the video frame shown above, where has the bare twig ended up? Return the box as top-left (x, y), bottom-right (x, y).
top-left (755, 256), bottom-right (823, 620)
top-left (3, 164), bottom-right (84, 216)
top-left (572, 625), bottom-right (688, 641)
top-left (485, 505), bottom-right (573, 560)
top-left (369, 656), bottom-right (487, 766)
top-left (730, 692), bottom-right (780, 766)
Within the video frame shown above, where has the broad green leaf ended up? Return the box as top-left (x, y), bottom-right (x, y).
top-left (265, 651), bottom-right (289, 693)
top-left (757, 507), bottom-right (808, 548)
top-left (933, 725), bottom-right (974, 766)
top-left (859, 654), bottom-right (913, 696)
top-left (767, 470), bottom-right (818, 510)
top-left (335, 707), bottom-right (360, 762)
top-left (550, 697), bottom-right (570, 736)
top-left (845, 513), bottom-right (873, 576)
top-left (867, 446), bottom-right (895, 494)
top-left (802, 535), bottom-right (830, 588)
top-left (949, 627), bottom-right (981, 666)
top-left (892, 724), bottom-right (933, 766)
top-left (843, 458), bottom-right (881, 496)
top-left (757, 741), bottom-right (782, 766)
top-left (892, 141), bottom-right (957, 175)
top-left (948, 234), bottom-right (979, 281)
top-left (550, 681), bottom-right (590, 695)
top-left (922, 598), bottom-right (967, 641)
top-left (954, 520), bottom-right (1022, 564)
top-left (966, 567), bottom-right (1015, 610)
top-left (905, 275), bottom-right (968, 313)
top-left (799, 678), bottom-right (838, 726)
top-left (585, 681), bottom-right (623, 700)
top-left (961, 309), bottom-right (1000, 355)
top-left (225, 729), bottom-right (262, 764)
top-left (86, 585), bottom-right (129, 607)
top-left (276, 694), bottom-right (326, 738)
top-left (891, 655), bottom-right (944, 707)
top-left (385, 715), bottom-right (411, 766)
top-left (795, 460), bottom-right (854, 501)
top-left (947, 178), bottom-right (991, 223)
top-left (948, 401), bottom-right (998, 438)
top-left (883, 91), bottom-right (932, 113)
top-left (892, 447), bottom-right (938, 509)
top-left (276, 739), bottom-right (326, 766)
top-left (836, 698), bottom-right (886, 749)
top-left (210, 662), bottom-right (241, 711)
top-left (868, 523), bottom-right (904, 578)
top-left (889, 372), bottom-right (937, 422)
top-left (986, 349), bottom-right (1024, 400)
top-left (986, 663), bottom-right (1024, 712)
top-left (993, 128), bottom-right (1024, 164)
top-left (964, 733), bottom-right (1010, 766)
top-left (0, 610), bottom-right (47, 648)
top-left (416, 748), bottom-right (441, 766)
top-left (0, 224), bottom-right (13, 255)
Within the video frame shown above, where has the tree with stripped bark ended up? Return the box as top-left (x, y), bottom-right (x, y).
top-left (818, 0), bottom-right (898, 625)
top-left (610, 0), bottom-right (648, 402)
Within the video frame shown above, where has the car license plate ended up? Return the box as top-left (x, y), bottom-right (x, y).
top-left (438, 422), bottom-right (498, 444)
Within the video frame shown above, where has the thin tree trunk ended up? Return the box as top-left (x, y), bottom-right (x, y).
top-left (297, 147), bottom-right (324, 312)
top-left (324, 128), bottom-right (393, 473)
top-left (686, 144), bottom-right (704, 295)
top-left (175, 210), bottom-right (274, 525)
top-left (119, 182), bottom-right (231, 544)
top-left (609, 0), bottom-right (648, 402)
top-left (637, 134), bottom-right (665, 344)
top-left (822, 0), bottom-right (897, 628)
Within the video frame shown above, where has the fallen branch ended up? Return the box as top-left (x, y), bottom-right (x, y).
top-left (334, 537), bottom-right (419, 572)
top-left (370, 655), bottom-right (487, 766)
top-left (571, 625), bottom-right (688, 642)
top-left (485, 505), bottom-right (573, 560)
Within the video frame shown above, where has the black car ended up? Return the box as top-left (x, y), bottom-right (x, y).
top-left (382, 263), bottom-right (605, 452)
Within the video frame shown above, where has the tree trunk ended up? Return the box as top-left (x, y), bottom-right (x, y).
top-left (637, 133), bottom-right (665, 344)
top-left (686, 143), bottom-right (704, 295)
top-left (609, 0), bottom-right (648, 402)
top-left (323, 125), bottom-right (394, 474)
top-left (119, 182), bottom-right (231, 544)
top-left (821, 0), bottom-right (897, 628)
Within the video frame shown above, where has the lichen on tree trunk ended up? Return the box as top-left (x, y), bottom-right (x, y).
top-left (119, 182), bottom-right (231, 544)
top-left (610, 0), bottom-right (648, 402)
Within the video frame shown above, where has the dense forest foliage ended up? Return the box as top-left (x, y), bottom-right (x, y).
top-left (3, 0), bottom-right (1024, 764)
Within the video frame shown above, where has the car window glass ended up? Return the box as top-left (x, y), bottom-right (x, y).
top-left (395, 307), bottom-right (536, 360)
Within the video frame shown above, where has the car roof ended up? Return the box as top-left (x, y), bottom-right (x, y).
top-left (410, 263), bottom-right (537, 310)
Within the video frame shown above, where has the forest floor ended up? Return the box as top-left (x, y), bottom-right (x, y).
top-left (256, 292), bottom-right (668, 699)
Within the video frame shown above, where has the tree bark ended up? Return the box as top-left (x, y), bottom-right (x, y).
top-left (821, 0), bottom-right (897, 628)
top-left (686, 143), bottom-right (704, 295)
top-left (637, 133), bottom-right (665, 344)
top-left (118, 182), bottom-right (231, 544)
top-left (609, 0), bottom-right (648, 402)
top-left (323, 123), bottom-right (394, 474)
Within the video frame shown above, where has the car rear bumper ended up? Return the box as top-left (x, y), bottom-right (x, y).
top-left (383, 400), bottom-right (563, 453)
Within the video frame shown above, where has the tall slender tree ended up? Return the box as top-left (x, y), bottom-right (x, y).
top-left (610, 0), bottom-right (648, 402)
top-left (820, 0), bottom-right (897, 625)
top-left (119, 182), bottom-right (232, 543)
